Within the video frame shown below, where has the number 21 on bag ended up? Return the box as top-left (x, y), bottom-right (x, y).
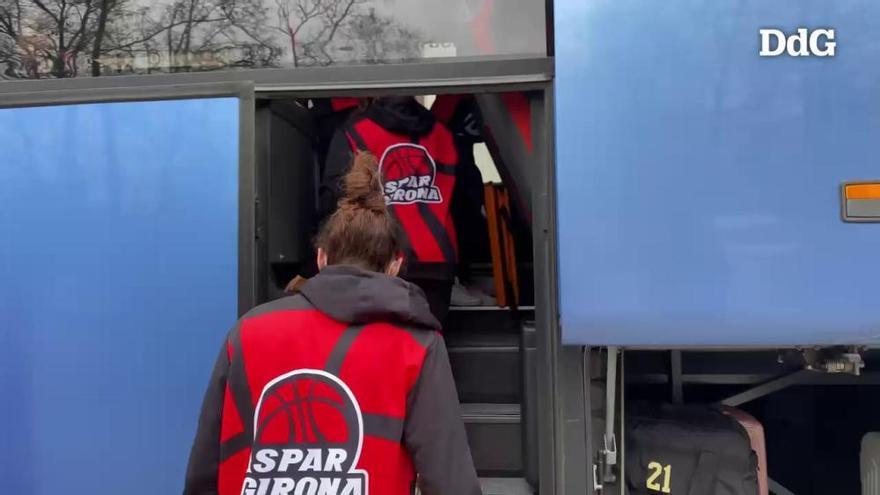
top-left (646, 461), bottom-right (671, 493)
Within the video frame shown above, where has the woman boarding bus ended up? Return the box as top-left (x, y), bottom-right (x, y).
top-left (184, 152), bottom-right (480, 495)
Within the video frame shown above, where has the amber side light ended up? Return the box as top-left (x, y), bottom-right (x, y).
top-left (845, 183), bottom-right (880, 200)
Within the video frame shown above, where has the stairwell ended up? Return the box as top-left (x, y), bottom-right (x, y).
top-left (446, 305), bottom-right (538, 494)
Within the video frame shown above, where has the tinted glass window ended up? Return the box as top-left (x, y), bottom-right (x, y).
top-left (0, 0), bottom-right (545, 80)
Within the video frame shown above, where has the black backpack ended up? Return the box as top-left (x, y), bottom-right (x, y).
top-left (625, 403), bottom-right (759, 495)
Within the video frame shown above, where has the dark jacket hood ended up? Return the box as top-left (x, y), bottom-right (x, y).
top-left (299, 265), bottom-right (440, 330)
top-left (366, 96), bottom-right (437, 138)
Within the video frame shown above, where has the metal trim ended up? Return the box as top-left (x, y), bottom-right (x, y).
top-left (461, 403), bottom-right (523, 424)
top-left (545, 0), bottom-right (556, 57)
top-left (0, 81), bottom-right (254, 109)
top-left (768, 477), bottom-right (798, 495)
top-left (0, 57), bottom-right (553, 101)
top-left (628, 373), bottom-right (777, 385)
top-left (720, 370), bottom-right (815, 407)
top-left (531, 83), bottom-right (563, 495)
top-left (237, 85), bottom-right (258, 316)
top-left (631, 371), bottom-right (880, 386)
top-left (582, 349), bottom-right (596, 493)
top-left (252, 103), bottom-right (271, 307)
top-left (670, 350), bottom-right (684, 404)
top-left (613, 344), bottom-right (880, 351)
top-left (558, 347), bottom-right (591, 493)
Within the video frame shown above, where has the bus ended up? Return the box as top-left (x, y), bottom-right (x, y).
top-left (1, 1), bottom-right (878, 494)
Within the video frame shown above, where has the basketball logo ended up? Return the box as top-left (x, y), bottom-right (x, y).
top-left (379, 143), bottom-right (443, 205)
top-left (242, 369), bottom-right (368, 495)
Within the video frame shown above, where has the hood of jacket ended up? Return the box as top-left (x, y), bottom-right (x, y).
top-left (299, 265), bottom-right (440, 330)
top-left (365, 96), bottom-right (437, 139)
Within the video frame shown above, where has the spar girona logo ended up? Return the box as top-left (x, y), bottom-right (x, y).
top-left (242, 369), bottom-right (368, 495)
top-left (379, 143), bottom-right (443, 205)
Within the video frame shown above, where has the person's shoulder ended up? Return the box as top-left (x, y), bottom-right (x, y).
top-left (392, 324), bottom-right (443, 352)
top-left (366, 319), bottom-right (439, 350)
top-left (240, 294), bottom-right (314, 321)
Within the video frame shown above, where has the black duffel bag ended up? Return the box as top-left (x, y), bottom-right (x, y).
top-left (625, 403), bottom-right (759, 495)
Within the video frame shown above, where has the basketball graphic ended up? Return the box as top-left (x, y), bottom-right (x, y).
top-left (242, 369), bottom-right (368, 495)
top-left (379, 143), bottom-right (443, 205)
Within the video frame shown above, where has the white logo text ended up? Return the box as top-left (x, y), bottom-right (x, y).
top-left (759, 28), bottom-right (836, 57)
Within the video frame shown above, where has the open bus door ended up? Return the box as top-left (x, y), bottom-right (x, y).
top-left (0, 85), bottom-right (257, 494)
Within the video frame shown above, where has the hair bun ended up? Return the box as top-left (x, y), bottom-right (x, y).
top-left (341, 152), bottom-right (387, 213)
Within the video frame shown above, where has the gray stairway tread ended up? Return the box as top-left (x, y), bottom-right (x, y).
top-left (450, 305), bottom-right (536, 311)
top-left (480, 477), bottom-right (534, 495)
top-left (416, 478), bottom-right (532, 495)
top-left (462, 403), bottom-right (521, 424)
top-left (446, 330), bottom-right (520, 350)
top-left (446, 307), bottom-right (534, 335)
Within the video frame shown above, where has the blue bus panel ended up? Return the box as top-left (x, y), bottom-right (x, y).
top-left (556, 0), bottom-right (880, 346)
top-left (0, 99), bottom-right (239, 492)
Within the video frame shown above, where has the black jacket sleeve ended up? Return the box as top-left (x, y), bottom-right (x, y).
top-left (403, 333), bottom-right (482, 495)
top-left (318, 128), bottom-right (355, 223)
top-left (183, 340), bottom-right (230, 495)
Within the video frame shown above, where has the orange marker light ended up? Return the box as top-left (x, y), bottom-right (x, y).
top-left (845, 183), bottom-right (880, 200)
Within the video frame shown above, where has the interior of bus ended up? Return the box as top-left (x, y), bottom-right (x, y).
top-left (250, 91), bottom-right (543, 494)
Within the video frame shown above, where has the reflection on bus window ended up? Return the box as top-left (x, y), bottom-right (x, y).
top-left (0, 0), bottom-right (546, 80)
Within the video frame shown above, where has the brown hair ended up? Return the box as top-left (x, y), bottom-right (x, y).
top-left (315, 152), bottom-right (405, 272)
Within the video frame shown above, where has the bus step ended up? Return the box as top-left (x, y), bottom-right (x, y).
top-left (480, 477), bottom-right (534, 495)
top-left (462, 403), bottom-right (523, 476)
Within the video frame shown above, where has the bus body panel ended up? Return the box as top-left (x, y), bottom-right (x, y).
top-left (555, 0), bottom-right (880, 346)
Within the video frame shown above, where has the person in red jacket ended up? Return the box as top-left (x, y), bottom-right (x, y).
top-left (319, 97), bottom-right (459, 325)
top-left (185, 152), bottom-right (481, 495)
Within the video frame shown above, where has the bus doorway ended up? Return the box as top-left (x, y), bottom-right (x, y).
top-left (248, 90), bottom-right (549, 494)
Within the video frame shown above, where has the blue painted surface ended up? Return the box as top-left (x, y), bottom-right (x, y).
top-left (0, 99), bottom-right (239, 492)
top-left (555, 0), bottom-right (880, 345)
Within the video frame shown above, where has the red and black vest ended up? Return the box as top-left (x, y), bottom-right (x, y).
top-left (343, 115), bottom-right (459, 267)
top-left (215, 297), bottom-right (434, 495)
top-left (185, 266), bottom-right (481, 495)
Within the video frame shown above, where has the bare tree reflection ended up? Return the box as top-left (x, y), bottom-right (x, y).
top-left (275, 0), bottom-right (361, 67)
top-left (11, 0), bottom-right (100, 77)
top-left (344, 7), bottom-right (420, 64)
top-left (0, 1), bottom-right (25, 77)
top-left (0, 0), bottom-right (432, 79)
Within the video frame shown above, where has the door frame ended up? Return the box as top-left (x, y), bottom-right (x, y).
top-left (0, 57), bottom-right (551, 100)
top-left (253, 82), bottom-right (565, 495)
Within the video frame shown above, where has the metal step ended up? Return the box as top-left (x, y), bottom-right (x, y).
top-left (448, 340), bottom-right (520, 403)
top-left (445, 310), bottom-right (533, 477)
top-left (449, 305), bottom-right (536, 311)
top-left (463, 403), bottom-right (521, 423)
top-left (417, 478), bottom-right (532, 495)
top-left (447, 307), bottom-right (534, 334)
top-left (480, 477), bottom-right (534, 495)
top-left (446, 308), bottom-right (533, 403)
top-left (462, 403), bottom-right (523, 476)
